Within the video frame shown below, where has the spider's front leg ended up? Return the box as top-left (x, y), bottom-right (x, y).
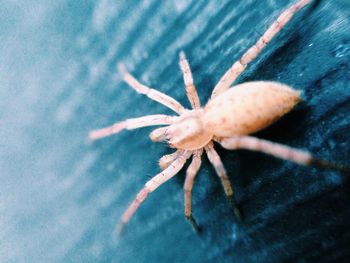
top-left (205, 142), bottom-right (243, 222)
top-left (179, 51), bottom-right (201, 109)
top-left (118, 150), bottom-right (192, 235)
top-left (118, 64), bottom-right (185, 114)
top-left (89, 114), bottom-right (177, 140)
top-left (184, 149), bottom-right (203, 232)
top-left (157, 148), bottom-right (204, 232)
top-left (218, 136), bottom-right (349, 172)
top-left (211, 0), bottom-right (312, 98)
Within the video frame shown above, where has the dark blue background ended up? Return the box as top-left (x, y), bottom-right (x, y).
top-left (1, 0), bottom-right (350, 262)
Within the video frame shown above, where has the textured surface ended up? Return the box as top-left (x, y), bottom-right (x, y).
top-left (1, 0), bottom-right (350, 262)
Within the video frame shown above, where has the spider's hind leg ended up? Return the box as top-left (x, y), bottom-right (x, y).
top-left (211, 0), bottom-right (312, 98)
top-left (219, 136), bottom-right (350, 173)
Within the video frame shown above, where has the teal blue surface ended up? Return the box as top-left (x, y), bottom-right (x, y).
top-left (1, 1), bottom-right (350, 262)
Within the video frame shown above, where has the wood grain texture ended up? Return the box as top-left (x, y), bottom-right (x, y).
top-left (1, 0), bottom-right (349, 262)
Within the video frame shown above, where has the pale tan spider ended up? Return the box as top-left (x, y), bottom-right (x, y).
top-left (89, 0), bottom-right (347, 233)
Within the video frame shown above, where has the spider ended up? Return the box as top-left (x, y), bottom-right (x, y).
top-left (89, 0), bottom-right (347, 234)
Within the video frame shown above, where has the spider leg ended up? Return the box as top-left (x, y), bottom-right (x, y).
top-left (211, 0), bottom-right (312, 98)
top-left (218, 136), bottom-right (349, 172)
top-left (205, 142), bottom-right (242, 221)
top-left (89, 114), bottom-right (177, 141)
top-left (118, 64), bottom-right (186, 114)
top-left (179, 51), bottom-right (201, 109)
top-left (159, 150), bottom-right (180, 170)
top-left (184, 149), bottom-right (203, 232)
top-left (118, 150), bottom-right (192, 234)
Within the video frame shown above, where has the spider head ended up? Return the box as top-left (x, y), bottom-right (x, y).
top-left (150, 109), bottom-right (212, 150)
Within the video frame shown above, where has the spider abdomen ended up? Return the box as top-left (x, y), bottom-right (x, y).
top-left (203, 81), bottom-right (301, 137)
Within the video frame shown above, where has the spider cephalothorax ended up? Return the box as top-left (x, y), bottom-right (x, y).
top-left (89, 0), bottom-right (347, 234)
top-left (150, 109), bottom-right (213, 150)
